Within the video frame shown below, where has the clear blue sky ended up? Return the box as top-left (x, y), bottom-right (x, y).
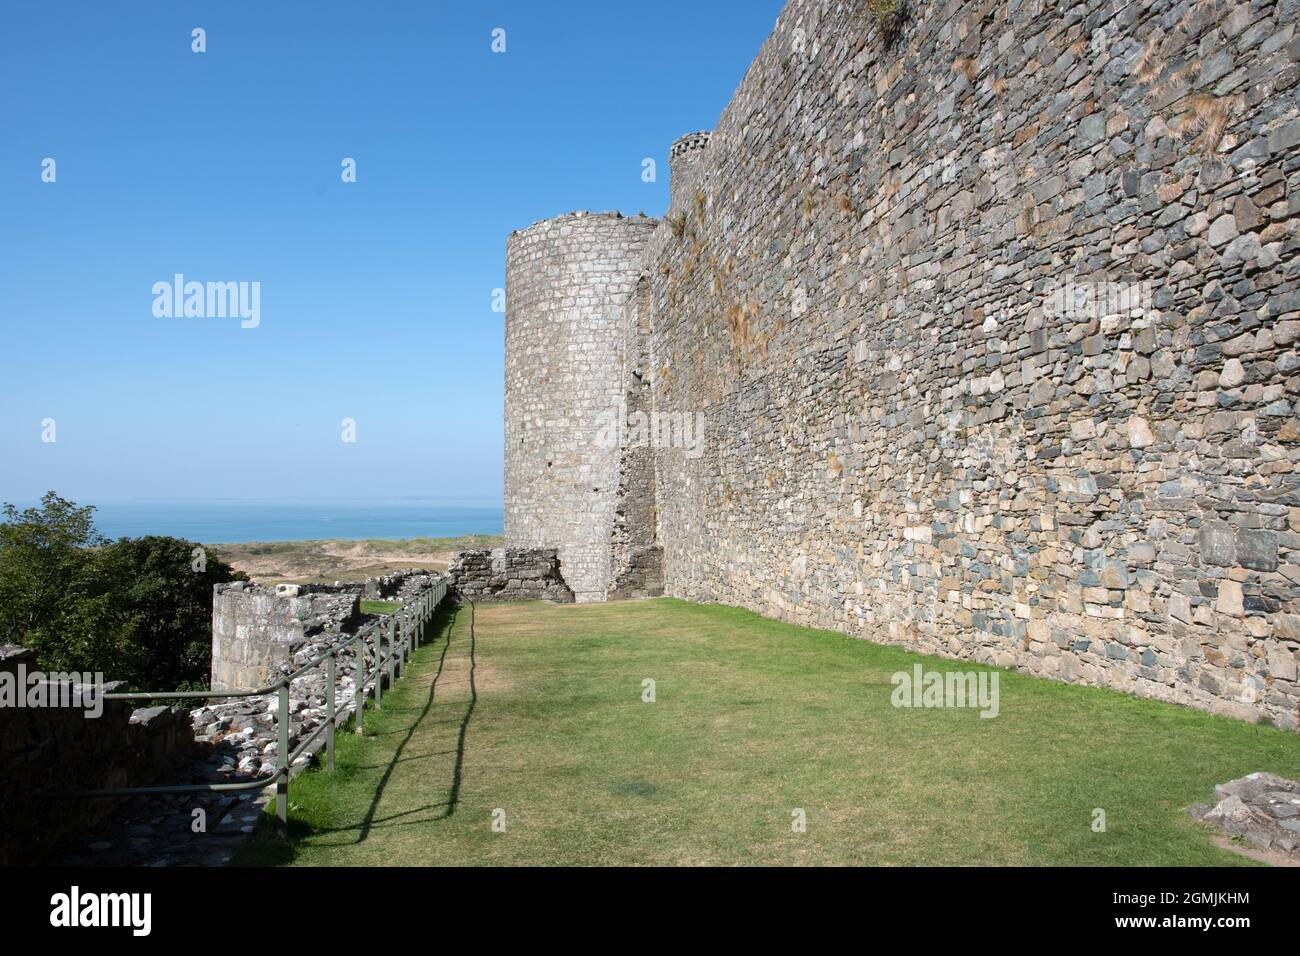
top-left (0, 0), bottom-right (784, 506)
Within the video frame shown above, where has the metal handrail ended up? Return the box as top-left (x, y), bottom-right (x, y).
top-left (97, 616), bottom-right (389, 702)
top-left (48, 579), bottom-right (450, 830)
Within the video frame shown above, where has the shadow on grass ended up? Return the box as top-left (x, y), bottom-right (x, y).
top-left (238, 601), bottom-right (478, 865)
top-left (354, 601), bottom-right (478, 843)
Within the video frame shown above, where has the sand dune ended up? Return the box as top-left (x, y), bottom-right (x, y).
top-left (211, 534), bottom-right (503, 585)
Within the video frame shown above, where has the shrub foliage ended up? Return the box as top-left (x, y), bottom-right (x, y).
top-left (0, 492), bottom-right (245, 691)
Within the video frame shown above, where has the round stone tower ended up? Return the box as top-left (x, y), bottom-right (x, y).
top-left (504, 211), bottom-right (659, 602)
top-left (668, 130), bottom-right (712, 215)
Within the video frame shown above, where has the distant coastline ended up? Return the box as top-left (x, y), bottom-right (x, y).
top-left (55, 499), bottom-right (504, 544)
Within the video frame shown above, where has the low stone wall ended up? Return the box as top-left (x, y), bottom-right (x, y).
top-left (448, 549), bottom-right (576, 603)
top-left (365, 569), bottom-right (443, 603)
top-left (194, 618), bottom-right (386, 782)
top-left (204, 573), bottom-right (452, 776)
top-left (211, 582), bottom-right (362, 692)
top-left (0, 645), bottom-right (192, 865)
top-left (56, 573), bottom-right (452, 867)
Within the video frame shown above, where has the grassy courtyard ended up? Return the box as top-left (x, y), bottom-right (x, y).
top-left (237, 598), bottom-right (1300, 867)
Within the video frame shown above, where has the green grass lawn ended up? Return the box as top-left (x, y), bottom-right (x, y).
top-left (359, 600), bottom-right (402, 615)
top-left (236, 598), bottom-right (1300, 866)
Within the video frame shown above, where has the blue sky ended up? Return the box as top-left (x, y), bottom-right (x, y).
top-left (0, 0), bottom-right (784, 507)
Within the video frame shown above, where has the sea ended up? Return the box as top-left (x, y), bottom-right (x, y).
top-left (74, 499), bottom-right (504, 544)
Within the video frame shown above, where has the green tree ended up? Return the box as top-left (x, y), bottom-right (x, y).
top-left (93, 536), bottom-right (244, 690)
top-left (0, 492), bottom-right (104, 647)
top-left (0, 492), bottom-right (245, 690)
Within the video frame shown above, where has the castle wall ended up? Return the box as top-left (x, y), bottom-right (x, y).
top-left (644, 0), bottom-right (1300, 727)
top-left (504, 212), bottom-right (659, 601)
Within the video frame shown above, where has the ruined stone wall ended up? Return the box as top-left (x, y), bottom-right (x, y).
top-left (609, 276), bottom-right (665, 599)
top-left (0, 646), bottom-right (192, 864)
top-left (365, 568), bottom-right (443, 602)
top-left (448, 548), bottom-right (576, 603)
top-left (643, 0), bottom-right (1300, 728)
top-left (504, 211), bottom-right (659, 601)
top-left (211, 582), bottom-right (361, 691)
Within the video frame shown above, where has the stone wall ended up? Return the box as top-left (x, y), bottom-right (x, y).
top-left (504, 211), bottom-right (660, 602)
top-left (607, 546), bottom-right (665, 601)
top-left (609, 274), bottom-right (665, 598)
top-left (364, 568), bottom-right (446, 603)
top-left (211, 582), bottom-right (362, 692)
top-left (0, 645), bottom-right (192, 865)
top-left (448, 548), bottom-right (576, 603)
top-left (645, 0), bottom-right (1300, 728)
top-left (505, 0), bottom-right (1300, 729)
top-left (668, 131), bottom-right (713, 216)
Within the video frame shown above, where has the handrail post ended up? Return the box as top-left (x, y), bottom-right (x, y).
top-left (276, 682), bottom-right (290, 829)
top-left (387, 616), bottom-right (397, 686)
top-left (375, 624), bottom-right (384, 710)
top-left (325, 652), bottom-right (336, 772)
top-left (390, 613), bottom-right (400, 681)
top-left (354, 639), bottom-right (366, 735)
top-left (390, 616), bottom-right (400, 686)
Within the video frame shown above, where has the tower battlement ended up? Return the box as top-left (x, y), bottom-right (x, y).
top-left (669, 130), bottom-right (712, 159)
top-left (668, 130), bottom-right (713, 216)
